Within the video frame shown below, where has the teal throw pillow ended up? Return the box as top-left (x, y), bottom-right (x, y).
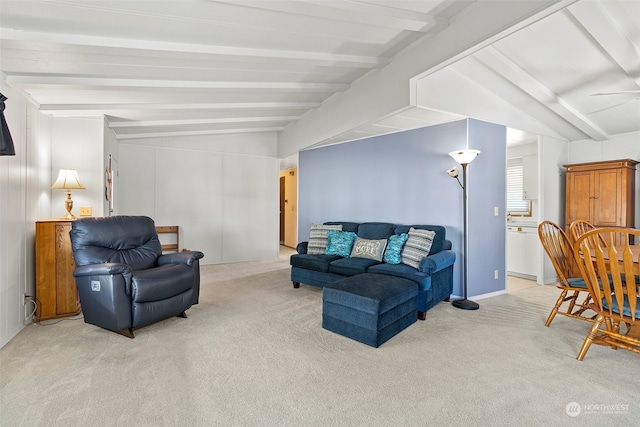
top-left (325, 230), bottom-right (357, 257)
top-left (383, 233), bottom-right (408, 264)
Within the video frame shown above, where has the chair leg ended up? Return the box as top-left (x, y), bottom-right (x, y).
top-left (610, 320), bottom-right (620, 350)
top-left (578, 315), bottom-right (604, 361)
top-left (292, 281), bottom-right (300, 288)
top-left (566, 290), bottom-right (579, 314)
top-left (418, 311), bottom-right (426, 321)
top-left (177, 312), bottom-right (188, 319)
top-left (545, 289), bottom-right (567, 326)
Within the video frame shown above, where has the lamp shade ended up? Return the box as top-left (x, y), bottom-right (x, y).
top-left (449, 149), bottom-right (480, 165)
top-left (51, 169), bottom-right (86, 190)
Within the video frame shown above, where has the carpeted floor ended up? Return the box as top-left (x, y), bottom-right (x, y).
top-left (1, 252), bottom-right (638, 426)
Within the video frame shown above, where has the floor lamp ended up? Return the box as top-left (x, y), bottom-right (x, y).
top-left (448, 149), bottom-right (481, 310)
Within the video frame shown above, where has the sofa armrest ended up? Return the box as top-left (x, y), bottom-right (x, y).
top-left (418, 250), bottom-right (456, 275)
top-left (296, 241), bottom-right (308, 254)
top-left (158, 250), bottom-right (204, 267)
top-left (73, 263), bottom-right (131, 277)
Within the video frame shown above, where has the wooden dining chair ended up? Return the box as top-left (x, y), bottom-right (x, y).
top-left (569, 219), bottom-right (608, 248)
top-left (537, 220), bottom-right (593, 326)
top-left (572, 228), bottom-right (640, 360)
top-left (569, 219), bottom-right (596, 243)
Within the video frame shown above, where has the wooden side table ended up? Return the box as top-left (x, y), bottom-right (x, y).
top-left (35, 220), bottom-right (81, 320)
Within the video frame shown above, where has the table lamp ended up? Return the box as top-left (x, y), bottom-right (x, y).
top-left (51, 169), bottom-right (86, 219)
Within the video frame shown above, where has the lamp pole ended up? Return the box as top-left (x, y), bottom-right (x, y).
top-left (449, 149), bottom-right (480, 310)
top-left (453, 162), bottom-right (479, 310)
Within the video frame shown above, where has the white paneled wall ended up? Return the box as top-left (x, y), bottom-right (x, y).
top-left (0, 82), bottom-right (52, 348)
top-left (50, 118), bottom-right (105, 219)
top-left (118, 133), bottom-right (279, 264)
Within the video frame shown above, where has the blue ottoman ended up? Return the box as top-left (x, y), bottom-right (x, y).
top-left (322, 273), bottom-right (418, 347)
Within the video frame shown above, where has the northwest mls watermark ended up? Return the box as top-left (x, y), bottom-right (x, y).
top-left (566, 401), bottom-right (630, 417)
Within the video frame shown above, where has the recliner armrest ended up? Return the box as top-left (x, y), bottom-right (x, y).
top-left (73, 263), bottom-right (131, 277)
top-left (418, 250), bottom-right (456, 275)
top-left (158, 250), bottom-right (204, 266)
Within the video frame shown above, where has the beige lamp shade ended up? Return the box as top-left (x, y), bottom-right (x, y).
top-left (51, 169), bottom-right (86, 190)
top-left (51, 169), bottom-right (85, 219)
top-left (449, 149), bottom-right (480, 165)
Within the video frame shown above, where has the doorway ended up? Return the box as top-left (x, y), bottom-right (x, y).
top-left (279, 167), bottom-right (297, 248)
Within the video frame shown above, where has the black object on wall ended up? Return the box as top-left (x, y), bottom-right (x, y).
top-left (0, 93), bottom-right (16, 156)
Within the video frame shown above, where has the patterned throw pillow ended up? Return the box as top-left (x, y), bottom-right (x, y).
top-left (401, 227), bottom-right (436, 269)
top-left (325, 230), bottom-right (358, 257)
top-left (350, 237), bottom-right (388, 262)
top-left (307, 224), bottom-right (343, 254)
top-left (383, 233), bottom-right (408, 264)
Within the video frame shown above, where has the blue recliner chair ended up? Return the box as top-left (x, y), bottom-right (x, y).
top-left (69, 215), bottom-right (204, 338)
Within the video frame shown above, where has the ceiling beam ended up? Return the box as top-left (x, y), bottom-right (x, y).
top-left (473, 46), bottom-right (609, 141)
top-left (0, 28), bottom-right (388, 68)
top-left (109, 116), bottom-right (300, 128)
top-left (40, 101), bottom-right (321, 114)
top-left (5, 75), bottom-right (349, 91)
top-left (116, 127), bottom-right (283, 140)
top-left (226, 0), bottom-right (448, 32)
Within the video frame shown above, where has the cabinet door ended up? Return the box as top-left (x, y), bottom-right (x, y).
top-left (35, 222), bottom-right (57, 319)
top-left (565, 170), bottom-right (592, 226)
top-left (55, 223), bottom-right (79, 315)
top-left (507, 228), bottom-right (538, 277)
top-left (592, 169), bottom-right (622, 227)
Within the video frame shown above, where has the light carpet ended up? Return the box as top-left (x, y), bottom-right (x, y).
top-left (1, 255), bottom-right (638, 426)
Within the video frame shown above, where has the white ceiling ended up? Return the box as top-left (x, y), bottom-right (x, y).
top-left (1, 0), bottom-right (639, 160)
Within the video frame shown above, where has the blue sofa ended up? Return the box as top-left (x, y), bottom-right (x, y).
top-left (290, 222), bottom-right (456, 320)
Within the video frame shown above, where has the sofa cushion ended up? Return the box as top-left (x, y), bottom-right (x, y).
top-left (367, 263), bottom-right (429, 288)
top-left (131, 264), bottom-right (193, 302)
top-left (329, 257), bottom-right (380, 276)
top-left (401, 227), bottom-right (436, 268)
top-left (356, 222), bottom-right (396, 240)
top-left (290, 253), bottom-right (343, 273)
top-left (325, 230), bottom-right (357, 257)
top-left (394, 225), bottom-right (446, 254)
top-left (325, 221), bottom-right (359, 233)
top-left (350, 237), bottom-right (387, 261)
top-left (383, 233), bottom-right (408, 264)
top-left (308, 224), bottom-right (343, 254)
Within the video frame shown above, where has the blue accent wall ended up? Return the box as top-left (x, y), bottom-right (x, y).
top-left (298, 118), bottom-right (506, 298)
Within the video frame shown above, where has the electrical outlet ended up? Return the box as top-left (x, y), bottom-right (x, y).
top-left (22, 293), bottom-right (27, 305)
top-left (494, 207), bottom-right (499, 216)
top-left (494, 270), bottom-right (499, 280)
top-left (80, 206), bottom-right (92, 216)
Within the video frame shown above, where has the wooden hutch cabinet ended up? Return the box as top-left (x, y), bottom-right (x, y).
top-left (35, 220), bottom-right (81, 320)
top-left (564, 159), bottom-right (638, 239)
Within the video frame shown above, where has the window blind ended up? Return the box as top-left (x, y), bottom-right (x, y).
top-left (507, 158), bottom-right (530, 214)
